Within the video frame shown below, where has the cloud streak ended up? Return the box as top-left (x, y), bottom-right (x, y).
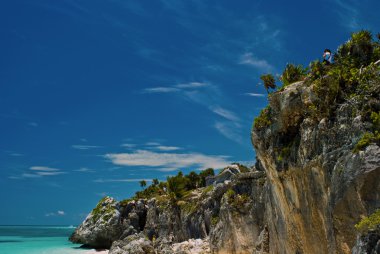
top-left (209, 106), bottom-right (240, 122)
top-left (143, 81), bottom-right (244, 144)
top-left (214, 122), bottom-right (243, 144)
top-left (245, 93), bottom-right (266, 97)
top-left (11, 166), bottom-right (67, 179)
top-left (72, 145), bottom-right (102, 150)
top-left (239, 53), bottom-right (274, 72)
top-left (105, 150), bottom-right (229, 171)
top-left (30, 166), bottom-right (60, 172)
top-left (94, 178), bottom-right (153, 183)
top-left (45, 210), bottom-right (65, 217)
top-left (142, 82), bottom-right (209, 94)
top-left (331, 0), bottom-right (363, 30)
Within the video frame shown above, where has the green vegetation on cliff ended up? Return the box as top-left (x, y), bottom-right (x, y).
top-left (254, 30), bottom-right (380, 153)
top-left (355, 209), bottom-right (380, 233)
top-left (130, 168), bottom-right (215, 202)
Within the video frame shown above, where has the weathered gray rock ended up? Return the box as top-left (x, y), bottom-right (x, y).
top-left (70, 197), bottom-right (148, 249)
top-left (206, 164), bottom-right (240, 186)
top-left (209, 171), bottom-right (266, 254)
top-left (69, 197), bottom-right (126, 248)
top-left (109, 233), bottom-right (155, 254)
top-left (352, 226), bottom-right (380, 254)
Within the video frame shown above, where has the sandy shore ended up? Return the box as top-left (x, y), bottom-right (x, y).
top-left (83, 250), bottom-right (109, 254)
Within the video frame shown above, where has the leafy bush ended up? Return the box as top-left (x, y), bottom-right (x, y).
top-left (371, 111), bottom-right (380, 129)
top-left (355, 209), bottom-right (380, 233)
top-left (280, 63), bottom-right (307, 87)
top-left (167, 172), bottom-right (191, 199)
top-left (335, 30), bottom-right (380, 69)
top-left (260, 74), bottom-right (276, 92)
top-left (254, 106), bottom-right (272, 130)
top-left (199, 168), bottom-right (215, 187)
top-left (353, 131), bottom-right (380, 153)
top-left (211, 215), bottom-right (219, 226)
top-left (224, 188), bottom-right (236, 205)
top-left (308, 60), bottom-right (327, 81)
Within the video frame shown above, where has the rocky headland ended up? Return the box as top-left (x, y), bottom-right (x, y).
top-left (70, 31), bottom-right (380, 253)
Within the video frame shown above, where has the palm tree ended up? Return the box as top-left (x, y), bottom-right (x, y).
top-left (139, 180), bottom-right (147, 189)
top-left (260, 74), bottom-right (276, 92)
top-left (152, 178), bottom-right (159, 186)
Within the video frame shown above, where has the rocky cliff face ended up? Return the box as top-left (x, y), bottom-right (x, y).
top-left (70, 62), bottom-right (380, 253)
top-left (252, 79), bottom-right (380, 253)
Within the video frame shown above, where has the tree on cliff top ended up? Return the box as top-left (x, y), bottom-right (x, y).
top-left (139, 180), bottom-right (147, 189)
top-left (260, 74), bottom-right (276, 93)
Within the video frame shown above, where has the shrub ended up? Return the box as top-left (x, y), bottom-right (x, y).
top-left (225, 188), bottom-right (235, 202)
top-left (260, 74), bottom-right (276, 92)
top-left (280, 63), bottom-right (307, 87)
top-left (186, 171), bottom-right (200, 189)
top-left (353, 131), bottom-right (380, 153)
top-left (167, 172), bottom-right (191, 199)
top-left (211, 215), bottom-right (219, 226)
top-left (199, 168), bottom-right (215, 187)
top-left (254, 106), bottom-right (272, 130)
top-left (309, 60), bottom-right (327, 81)
top-left (355, 209), bottom-right (380, 233)
top-left (335, 30), bottom-right (379, 68)
top-left (370, 111), bottom-right (380, 129)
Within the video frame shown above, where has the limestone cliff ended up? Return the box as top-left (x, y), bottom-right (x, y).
top-left (251, 79), bottom-right (380, 253)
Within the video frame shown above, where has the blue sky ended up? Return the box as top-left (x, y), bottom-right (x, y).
top-left (1, 0), bottom-right (379, 225)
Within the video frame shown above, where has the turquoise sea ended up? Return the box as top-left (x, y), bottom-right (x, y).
top-left (0, 226), bottom-right (95, 254)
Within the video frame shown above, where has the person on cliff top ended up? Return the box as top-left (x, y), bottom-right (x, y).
top-left (323, 49), bottom-right (333, 65)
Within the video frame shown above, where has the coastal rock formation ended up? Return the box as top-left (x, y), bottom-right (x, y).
top-left (69, 197), bottom-right (124, 248)
top-left (70, 197), bottom-right (148, 249)
top-left (71, 33), bottom-right (380, 253)
top-left (71, 76), bottom-right (379, 253)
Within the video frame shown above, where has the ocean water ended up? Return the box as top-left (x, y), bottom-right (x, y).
top-left (0, 226), bottom-right (93, 254)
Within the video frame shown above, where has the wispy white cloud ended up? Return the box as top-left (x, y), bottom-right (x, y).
top-left (143, 82), bottom-right (209, 94)
top-left (45, 210), bottom-right (65, 217)
top-left (239, 53), bottom-right (274, 72)
top-left (145, 142), bottom-right (161, 146)
top-left (143, 87), bottom-right (180, 93)
top-left (155, 145), bottom-right (181, 151)
top-left (244, 93), bottom-right (266, 97)
top-left (28, 122), bottom-right (38, 127)
top-left (214, 121), bottom-right (243, 144)
top-left (94, 178), bottom-right (153, 183)
top-left (105, 150), bottom-right (229, 171)
top-left (37, 171), bottom-right (65, 176)
top-left (121, 143), bottom-right (137, 148)
top-left (332, 0), bottom-right (361, 30)
top-left (175, 82), bottom-right (209, 89)
top-left (209, 106), bottom-right (240, 122)
top-left (72, 145), bottom-right (101, 150)
top-left (30, 166), bottom-right (60, 172)
top-left (16, 166), bottom-right (67, 178)
top-left (143, 81), bottom-right (244, 144)
top-left (9, 153), bottom-right (24, 157)
top-left (21, 173), bottom-right (42, 178)
top-left (74, 167), bottom-right (95, 173)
